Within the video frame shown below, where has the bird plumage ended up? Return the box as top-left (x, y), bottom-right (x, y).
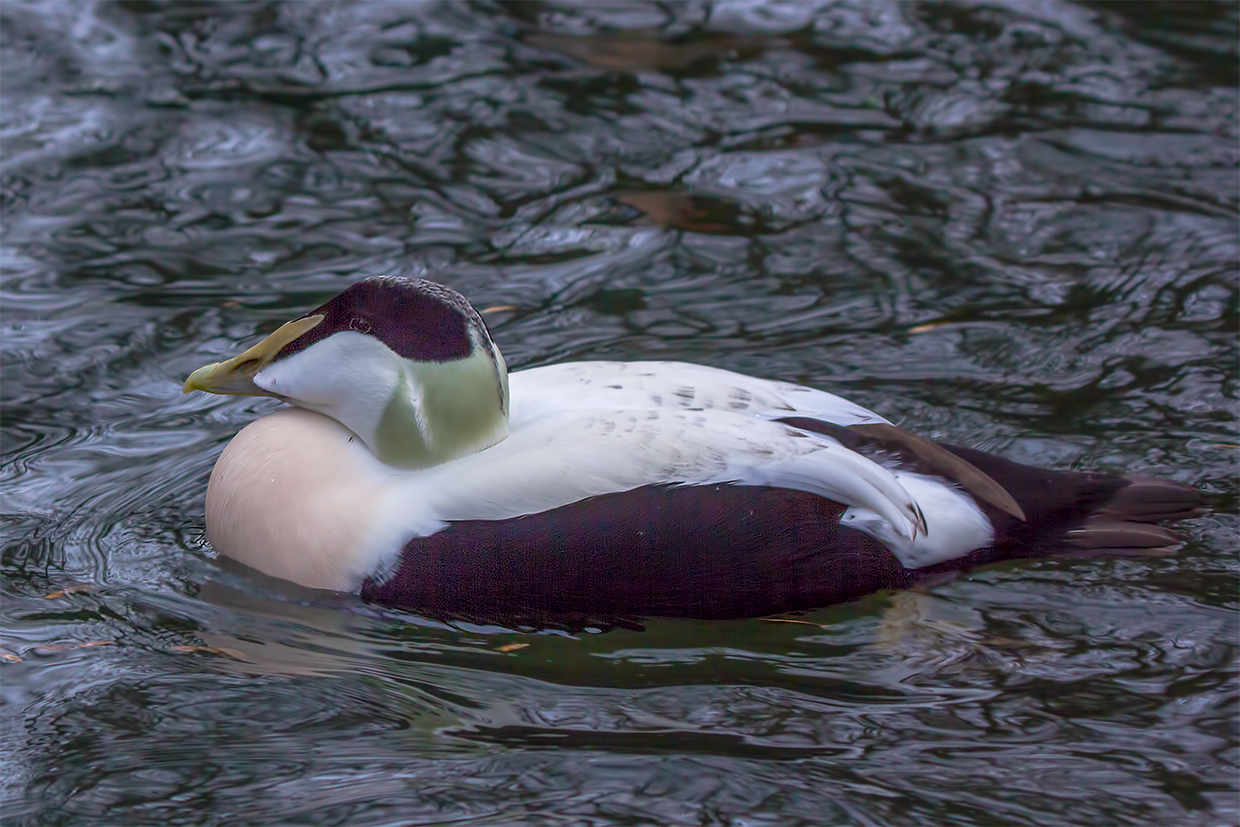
top-left (185, 277), bottom-right (1205, 621)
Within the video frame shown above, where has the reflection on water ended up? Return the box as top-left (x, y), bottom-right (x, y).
top-left (1, 1), bottom-right (1237, 824)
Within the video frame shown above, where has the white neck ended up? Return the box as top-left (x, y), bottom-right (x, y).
top-left (253, 330), bottom-right (510, 469)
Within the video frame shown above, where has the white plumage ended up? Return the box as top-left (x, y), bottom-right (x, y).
top-left (184, 277), bottom-right (1203, 617)
top-left (187, 278), bottom-right (1001, 595)
top-left (507, 361), bottom-right (887, 427)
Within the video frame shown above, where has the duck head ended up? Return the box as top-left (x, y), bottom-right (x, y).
top-left (184, 277), bottom-right (510, 468)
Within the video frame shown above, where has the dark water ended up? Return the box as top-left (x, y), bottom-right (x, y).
top-left (2, 1), bottom-right (1237, 824)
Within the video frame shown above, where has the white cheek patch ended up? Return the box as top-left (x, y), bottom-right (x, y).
top-left (255, 331), bottom-right (403, 445)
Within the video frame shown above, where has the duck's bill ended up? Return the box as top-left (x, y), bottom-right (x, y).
top-left (182, 314), bottom-right (323, 395)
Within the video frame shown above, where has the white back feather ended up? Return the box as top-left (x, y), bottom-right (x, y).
top-left (508, 361), bottom-right (888, 427)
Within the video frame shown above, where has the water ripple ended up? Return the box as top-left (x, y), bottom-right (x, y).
top-left (1, 1), bottom-right (1236, 824)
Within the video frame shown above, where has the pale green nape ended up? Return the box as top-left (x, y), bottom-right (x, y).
top-left (374, 347), bottom-right (509, 468)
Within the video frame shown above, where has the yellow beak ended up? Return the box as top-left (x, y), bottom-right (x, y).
top-left (182, 314), bottom-right (324, 395)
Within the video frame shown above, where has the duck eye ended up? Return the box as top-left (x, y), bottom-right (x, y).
top-left (349, 317), bottom-right (372, 334)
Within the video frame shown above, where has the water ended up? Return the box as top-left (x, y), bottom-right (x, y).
top-left (1, 1), bottom-right (1236, 824)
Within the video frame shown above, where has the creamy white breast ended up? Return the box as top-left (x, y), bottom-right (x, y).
top-left (205, 407), bottom-right (399, 590)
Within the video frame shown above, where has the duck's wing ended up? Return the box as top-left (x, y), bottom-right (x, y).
top-left (380, 408), bottom-right (994, 565)
top-left (507, 361), bottom-right (888, 427)
top-left (508, 360), bottom-right (1024, 523)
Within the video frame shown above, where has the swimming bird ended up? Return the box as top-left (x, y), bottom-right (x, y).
top-left (183, 277), bottom-right (1205, 620)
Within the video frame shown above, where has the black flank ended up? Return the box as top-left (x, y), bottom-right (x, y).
top-left (362, 484), bottom-right (912, 620)
top-left (359, 422), bottom-right (1205, 624)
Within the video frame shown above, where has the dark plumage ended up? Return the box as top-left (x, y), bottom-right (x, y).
top-left (362, 483), bottom-right (904, 620)
top-left (278, 277), bottom-right (487, 363)
top-left (361, 441), bottom-right (1206, 622)
top-left (184, 276), bottom-right (1208, 626)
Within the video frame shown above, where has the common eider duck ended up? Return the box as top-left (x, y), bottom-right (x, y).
top-left (183, 277), bottom-right (1205, 620)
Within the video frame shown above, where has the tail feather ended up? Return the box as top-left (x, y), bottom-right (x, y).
top-left (774, 416), bottom-right (1206, 568)
top-left (1096, 477), bottom-right (1209, 524)
top-left (1066, 520), bottom-right (1183, 550)
top-left (939, 444), bottom-right (1206, 561)
top-left (1061, 477), bottom-right (1207, 556)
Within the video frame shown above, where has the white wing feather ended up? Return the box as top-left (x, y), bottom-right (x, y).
top-left (384, 407), bottom-right (922, 542)
top-left (739, 446), bottom-right (924, 541)
top-left (842, 472), bottom-right (994, 568)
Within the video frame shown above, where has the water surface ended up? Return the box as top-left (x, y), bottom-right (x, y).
top-left (2, 1), bottom-right (1237, 824)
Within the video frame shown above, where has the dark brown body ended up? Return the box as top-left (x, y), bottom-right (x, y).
top-left (362, 442), bottom-right (1204, 623)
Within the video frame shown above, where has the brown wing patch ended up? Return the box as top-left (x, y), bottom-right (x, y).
top-left (779, 418), bottom-right (1026, 522)
top-left (849, 424), bottom-right (1027, 522)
